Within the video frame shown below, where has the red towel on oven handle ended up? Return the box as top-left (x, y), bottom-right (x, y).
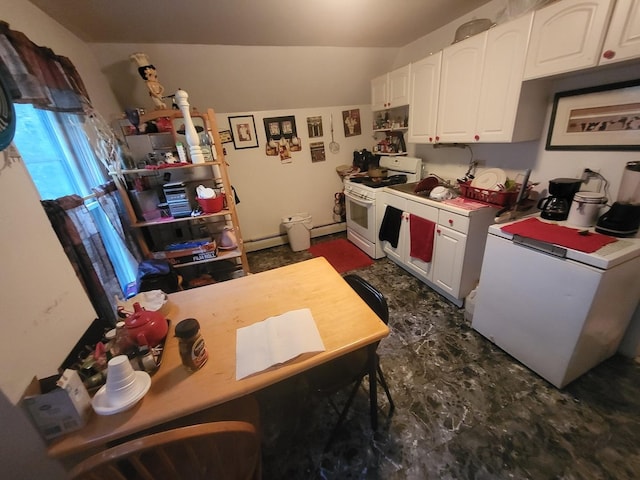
top-left (409, 214), bottom-right (436, 262)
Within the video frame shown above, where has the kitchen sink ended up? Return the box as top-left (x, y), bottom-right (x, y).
top-left (386, 181), bottom-right (431, 198)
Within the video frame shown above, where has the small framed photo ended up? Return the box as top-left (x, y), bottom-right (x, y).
top-left (342, 109), bottom-right (361, 137)
top-left (228, 115), bottom-right (259, 149)
top-left (307, 116), bottom-right (323, 138)
top-left (219, 129), bottom-right (233, 144)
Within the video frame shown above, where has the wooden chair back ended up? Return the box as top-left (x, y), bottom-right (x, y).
top-left (69, 421), bottom-right (261, 480)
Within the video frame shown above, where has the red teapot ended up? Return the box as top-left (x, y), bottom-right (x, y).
top-left (124, 302), bottom-right (168, 347)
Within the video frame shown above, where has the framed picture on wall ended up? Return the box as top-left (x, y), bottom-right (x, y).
top-left (228, 115), bottom-right (259, 149)
top-left (307, 116), bottom-right (323, 138)
top-left (219, 129), bottom-right (233, 144)
top-left (546, 79), bottom-right (640, 151)
top-left (342, 109), bottom-right (361, 137)
top-left (263, 115), bottom-right (298, 142)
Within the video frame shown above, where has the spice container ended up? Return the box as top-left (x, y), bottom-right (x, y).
top-left (175, 318), bottom-right (208, 371)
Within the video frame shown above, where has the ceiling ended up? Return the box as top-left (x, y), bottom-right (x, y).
top-left (28, 0), bottom-right (494, 48)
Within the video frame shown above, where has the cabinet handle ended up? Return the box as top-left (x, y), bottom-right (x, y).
top-left (474, 134), bottom-right (480, 141)
top-left (435, 136), bottom-right (440, 142)
top-left (448, 219), bottom-right (453, 225)
top-left (429, 137), bottom-right (433, 142)
top-left (437, 229), bottom-right (441, 235)
top-left (603, 50), bottom-right (616, 60)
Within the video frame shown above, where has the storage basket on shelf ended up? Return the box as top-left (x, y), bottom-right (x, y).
top-left (459, 181), bottom-right (530, 207)
top-left (197, 194), bottom-right (225, 214)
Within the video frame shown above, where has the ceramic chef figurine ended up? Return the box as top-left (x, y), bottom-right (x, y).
top-left (130, 52), bottom-right (167, 110)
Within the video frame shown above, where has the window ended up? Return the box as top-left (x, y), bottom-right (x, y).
top-left (13, 103), bottom-right (137, 294)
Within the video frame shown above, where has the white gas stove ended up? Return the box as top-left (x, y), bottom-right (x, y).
top-left (344, 155), bottom-right (422, 258)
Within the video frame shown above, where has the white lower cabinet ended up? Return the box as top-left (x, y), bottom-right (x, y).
top-left (379, 190), bottom-right (496, 307)
top-left (432, 224), bottom-right (466, 298)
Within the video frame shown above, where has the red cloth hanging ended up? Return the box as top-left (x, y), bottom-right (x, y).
top-left (409, 214), bottom-right (436, 262)
top-left (501, 217), bottom-right (617, 253)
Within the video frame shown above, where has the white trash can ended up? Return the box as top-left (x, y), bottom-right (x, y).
top-left (282, 213), bottom-right (313, 251)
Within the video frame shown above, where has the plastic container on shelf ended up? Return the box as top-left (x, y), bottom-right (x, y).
top-left (197, 195), bottom-right (225, 213)
top-left (282, 213), bottom-right (313, 251)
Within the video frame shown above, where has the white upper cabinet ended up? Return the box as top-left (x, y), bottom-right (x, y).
top-left (476, 12), bottom-right (542, 143)
top-left (407, 11), bottom-right (545, 145)
top-left (408, 51), bottom-right (441, 144)
top-left (600, 0), bottom-right (640, 65)
top-left (524, 0), bottom-right (615, 80)
top-left (371, 65), bottom-right (411, 111)
top-left (371, 74), bottom-right (389, 112)
top-left (437, 31), bottom-right (487, 143)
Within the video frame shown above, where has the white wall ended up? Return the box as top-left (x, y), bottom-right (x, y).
top-left (90, 43), bottom-right (398, 115)
top-left (1, 0), bottom-right (123, 475)
top-left (88, 43), bottom-right (392, 242)
top-left (394, 0), bottom-right (640, 202)
top-left (0, 0), bottom-right (123, 403)
top-left (218, 105), bottom-right (373, 243)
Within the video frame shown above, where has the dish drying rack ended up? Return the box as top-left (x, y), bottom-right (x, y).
top-left (459, 181), bottom-right (532, 207)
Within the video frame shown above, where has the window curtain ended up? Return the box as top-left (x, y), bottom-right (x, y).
top-left (92, 181), bottom-right (142, 261)
top-left (41, 196), bottom-right (118, 324)
top-left (2, 22), bottom-right (141, 321)
top-left (0, 21), bottom-right (88, 112)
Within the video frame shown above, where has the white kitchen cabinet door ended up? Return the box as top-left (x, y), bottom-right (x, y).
top-left (388, 64), bottom-right (411, 109)
top-left (437, 31), bottom-right (487, 143)
top-left (408, 52), bottom-right (442, 144)
top-left (476, 13), bottom-right (533, 142)
top-left (600, 0), bottom-right (640, 65)
top-left (371, 74), bottom-right (388, 112)
top-left (431, 225), bottom-right (466, 298)
top-left (371, 65), bottom-right (411, 112)
top-left (524, 0), bottom-right (615, 80)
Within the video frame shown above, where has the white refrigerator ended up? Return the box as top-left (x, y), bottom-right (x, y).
top-left (472, 218), bottom-right (640, 388)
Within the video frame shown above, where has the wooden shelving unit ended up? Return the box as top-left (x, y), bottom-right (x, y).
top-left (112, 107), bottom-right (249, 285)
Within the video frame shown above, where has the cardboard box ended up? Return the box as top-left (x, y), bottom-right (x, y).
top-left (21, 369), bottom-right (92, 441)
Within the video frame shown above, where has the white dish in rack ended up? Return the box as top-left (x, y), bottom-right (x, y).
top-left (471, 168), bottom-right (507, 190)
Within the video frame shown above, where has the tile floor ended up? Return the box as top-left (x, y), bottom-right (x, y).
top-left (247, 234), bottom-right (640, 480)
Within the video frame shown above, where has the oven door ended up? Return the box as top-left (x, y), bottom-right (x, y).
top-left (345, 190), bottom-right (376, 243)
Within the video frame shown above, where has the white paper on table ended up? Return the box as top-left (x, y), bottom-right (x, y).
top-left (235, 308), bottom-right (326, 380)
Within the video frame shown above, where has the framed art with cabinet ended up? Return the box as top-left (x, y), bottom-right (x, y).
top-left (546, 79), bottom-right (640, 151)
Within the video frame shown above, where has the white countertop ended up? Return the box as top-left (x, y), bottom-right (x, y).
top-left (384, 182), bottom-right (498, 217)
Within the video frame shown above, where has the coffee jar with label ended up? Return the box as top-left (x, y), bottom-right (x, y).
top-left (175, 318), bottom-right (208, 371)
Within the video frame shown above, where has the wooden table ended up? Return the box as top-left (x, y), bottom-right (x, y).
top-left (48, 257), bottom-right (389, 459)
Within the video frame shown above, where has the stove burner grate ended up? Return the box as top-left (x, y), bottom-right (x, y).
top-left (349, 174), bottom-right (408, 188)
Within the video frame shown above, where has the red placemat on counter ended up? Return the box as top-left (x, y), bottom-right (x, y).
top-left (501, 217), bottom-right (617, 253)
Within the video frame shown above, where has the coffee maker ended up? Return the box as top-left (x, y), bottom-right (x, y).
top-left (596, 161), bottom-right (640, 237)
top-left (537, 178), bottom-right (583, 221)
